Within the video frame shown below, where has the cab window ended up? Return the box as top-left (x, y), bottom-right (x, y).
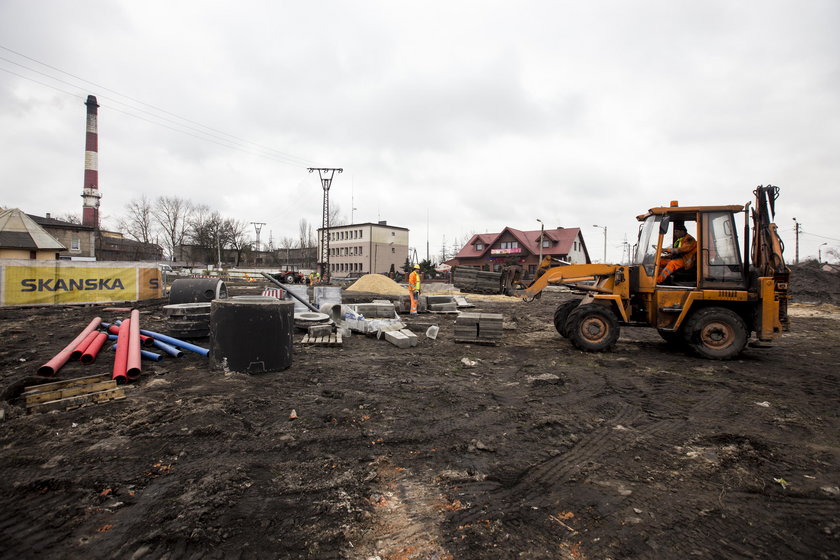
top-left (701, 211), bottom-right (743, 286)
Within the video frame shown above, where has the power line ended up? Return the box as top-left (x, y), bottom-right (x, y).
top-left (0, 45), bottom-right (315, 167)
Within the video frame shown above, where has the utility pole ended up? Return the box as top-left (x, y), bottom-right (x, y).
top-left (593, 224), bottom-right (607, 263)
top-left (426, 208), bottom-right (430, 262)
top-left (792, 217), bottom-right (800, 264)
top-left (251, 222), bottom-right (265, 252)
top-left (308, 167), bottom-right (343, 281)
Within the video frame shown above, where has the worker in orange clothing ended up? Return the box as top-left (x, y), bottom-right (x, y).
top-left (408, 264), bottom-right (421, 315)
top-left (657, 223), bottom-right (697, 284)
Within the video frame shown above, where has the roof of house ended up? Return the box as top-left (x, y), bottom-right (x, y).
top-left (0, 208), bottom-right (67, 250)
top-left (453, 226), bottom-right (584, 260)
top-left (28, 214), bottom-right (95, 230)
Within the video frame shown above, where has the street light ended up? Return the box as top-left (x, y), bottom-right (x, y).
top-left (593, 224), bottom-right (607, 263)
top-left (819, 242), bottom-right (828, 263)
top-left (536, 218), bottom-right (544, 270)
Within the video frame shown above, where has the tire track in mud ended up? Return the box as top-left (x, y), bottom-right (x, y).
top-left (454, 403), bottom-right (676, 527)
top-left (637, 494), bottom-right (840, 560)
top-left (0, 485), bottom-right (83, 560)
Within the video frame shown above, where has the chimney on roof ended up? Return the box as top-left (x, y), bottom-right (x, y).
top-left (81, 95), bottom-right (102, 229)
top-left (46, 212), bottom-right (51, 219)
top-left (378, 220), bottom-right (387, 225)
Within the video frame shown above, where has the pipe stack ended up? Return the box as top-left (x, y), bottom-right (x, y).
top-left (36, 310), bottom-right (210, 382)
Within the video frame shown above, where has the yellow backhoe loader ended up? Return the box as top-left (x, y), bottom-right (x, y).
top-left (514, 185), bottom-right (790, 359)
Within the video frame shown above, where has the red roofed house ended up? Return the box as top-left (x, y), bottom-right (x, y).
top-left (446, 226), bottom-right (591, 278)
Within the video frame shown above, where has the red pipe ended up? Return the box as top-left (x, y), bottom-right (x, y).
top-left (106, 324), bottom-right (154, 346)
top-left (38, 317), bottom-right (102, 377)
top-left (126, 309), bottom-right (142, 380)
top-left (70, 330), bottom-right (101, 361)
top-left (81, 332), bottom-right (108, 364)
top-left (112, 318), bottom-right (130, 385)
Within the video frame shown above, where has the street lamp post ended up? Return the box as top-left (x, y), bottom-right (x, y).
top-left (593, 224), bottom-right (607, 263)
top-left (819, 242), bottom-right (828, 263)
top-left (536, 219), bottom-right (544, 273)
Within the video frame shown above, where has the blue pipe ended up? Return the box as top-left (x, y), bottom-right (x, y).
top-left (110, 344), bottom-right (163, 361)
top-left (152, 339), bottom-right (184, 358)
top-left (139, 329), bottom-right (210, 357)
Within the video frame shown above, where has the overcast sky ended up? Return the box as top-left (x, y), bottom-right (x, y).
top-left (1, 0), bottom-right (838, 264)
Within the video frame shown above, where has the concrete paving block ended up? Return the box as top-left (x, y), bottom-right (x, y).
top-left (353, 303), bottom-right (397, 318)
top-left (399, 328), bottom-right (418, 347)
top-left (384, 330), bottom-right (412, 349)
top-left (308, 324), bottom-right (333, 338)
top-left (426, 295), bottom-right (455, 305)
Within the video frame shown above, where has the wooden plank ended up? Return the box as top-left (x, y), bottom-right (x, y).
top-left (25, 380), bottom-right (117, 405)
top-left (23, 373), bottom-right (111, 395)
top-left (27, 388), bottom-right (126, 414)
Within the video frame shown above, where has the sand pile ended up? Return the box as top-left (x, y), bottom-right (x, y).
top-left (345, 274), bottom-right (409, 296)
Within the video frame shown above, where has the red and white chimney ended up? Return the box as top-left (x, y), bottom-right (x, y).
top-left (81, 95), bottom-right (102, 228)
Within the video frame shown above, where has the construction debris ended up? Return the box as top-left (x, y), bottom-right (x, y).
top-left (301, 332), bottom-right (343, 346)
top-left (23, 373), bottom-right (126, 414)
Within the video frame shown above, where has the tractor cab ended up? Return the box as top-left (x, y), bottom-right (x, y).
top-left (634, 203), bottom-right (747, 290)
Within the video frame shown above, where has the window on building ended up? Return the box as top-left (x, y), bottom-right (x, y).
top-left (391, 247), bottom-right (395, 253)
top-left (542, 240), bottom-right (550, 248)
top-left (475, 242), bottom-right (484, 251)
top-left (70, 238), bottom-right (81, 252)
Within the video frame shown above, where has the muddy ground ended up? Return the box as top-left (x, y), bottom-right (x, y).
top-left (1, 265), bottom-right (839, 560)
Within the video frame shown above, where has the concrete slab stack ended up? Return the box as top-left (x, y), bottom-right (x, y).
top-left (452, 267), bottom-right (503, 294)
top-left (455, 312), bottom-right (504, 344)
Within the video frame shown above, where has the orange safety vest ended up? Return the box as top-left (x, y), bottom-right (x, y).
top-left (673, 234), bottom-right (697, 269)
top-left (408, 270), bottom-right (421, 292)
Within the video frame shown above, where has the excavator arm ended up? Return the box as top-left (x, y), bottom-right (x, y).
top-left (514, 255), bottom-right (623, 301)
top-left (751, 185), bottom-right (788, 277)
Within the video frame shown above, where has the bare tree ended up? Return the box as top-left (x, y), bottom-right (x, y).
top-left (329, 202), bottom-right (347, 227)
top-left (279, 236), bottom-right (296, 265)
top-left (224, 218), bottom-right (251, 267)
top-left (298, 218), bottom-right (314, 249)
top-left (54, 212), bottom-right (81, 224)
top-left (118, 195), bottom-right (155, 243)
top-left (153, 196), bottom-right (192, 261)
top-left (188, 205), bottom-right (225, 265)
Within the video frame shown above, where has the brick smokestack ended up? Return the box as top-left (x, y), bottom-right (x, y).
top-left (81, 95), bottom-right (102, 228)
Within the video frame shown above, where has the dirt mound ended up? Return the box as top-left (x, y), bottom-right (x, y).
top-left (789, 261), bottom-right (840, 304)
top-left (345, 274), bottom-right (408, 296)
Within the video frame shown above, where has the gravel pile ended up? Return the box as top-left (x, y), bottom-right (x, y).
top-left (345, 274), bottom-right (409, 296)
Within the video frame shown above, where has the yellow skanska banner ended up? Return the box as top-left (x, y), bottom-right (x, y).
top-left (0, 260), bottom-right (163, 306)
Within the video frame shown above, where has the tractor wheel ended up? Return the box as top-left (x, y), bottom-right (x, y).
top-left (567, 305), bottom-right (620, 352)
top-left (553, 299), bottom-right (582, 338)
top-left (284, 273), bottom-right (296, 284)
top-left (684, 307), bottom-right (748, 360)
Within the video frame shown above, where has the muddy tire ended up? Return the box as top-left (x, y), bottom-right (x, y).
top-left (684, 307), bottom-right (747, 360)
top-left (567, 305), bottom-right (620, 352)
top-left (553, 299), bottom-right (582, 338)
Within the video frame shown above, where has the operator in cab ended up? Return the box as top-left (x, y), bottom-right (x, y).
top-left (657, 222), bottom-right (697, 284)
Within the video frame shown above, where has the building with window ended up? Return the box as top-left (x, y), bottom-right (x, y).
top-left (28, 213), bottom-right (96, 259)
top-left (319, 221), bottom-right (409, 277)
top-left (446, 226), bottom-right (590, 276)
